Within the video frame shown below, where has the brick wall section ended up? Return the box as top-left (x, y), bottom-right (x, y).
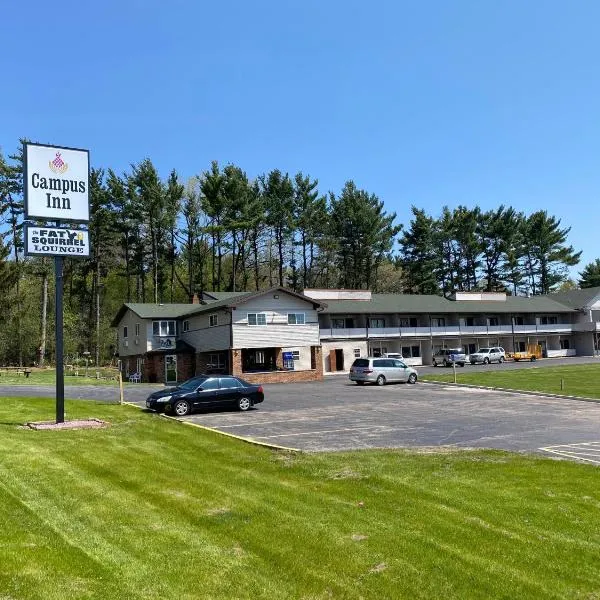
top-left (311, 346), bottom-right (323, 377)
top-left (231, 349), bottom-right (242, 377)
top-left (275, 348), bottom-right (283, 369)
top-left (177, 352), bottom-right (195, 382)
top-left (241, 369), bottom-right (321, 384)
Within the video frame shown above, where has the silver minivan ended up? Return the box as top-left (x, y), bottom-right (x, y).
top-left (349, 357), bottom-right (418, 386)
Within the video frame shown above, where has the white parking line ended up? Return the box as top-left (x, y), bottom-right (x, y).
top-left (540, 442), bottom-right (600, 465)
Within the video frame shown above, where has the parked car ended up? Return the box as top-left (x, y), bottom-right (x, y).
top-left (145, 375), bottom-right (264, 416)
top-left (469, 347), bottom-right (505, 365)
top-left (432, 348), bottom-right (466, 367)
top-left (349, 357), bottom-right (418, 385)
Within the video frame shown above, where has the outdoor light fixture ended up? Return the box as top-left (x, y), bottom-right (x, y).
top-left (273, 294), bottom-right (279, 299)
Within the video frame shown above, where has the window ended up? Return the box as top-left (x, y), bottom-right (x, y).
top-left (153, 320), bottom-right (175, 336)
top-left (373, 359), bottom-right (387, 368)
top-left (353, 348), bottom-right (361, 358)
top-left (332, 317), bottom-right (354, 328)
top-left (369, 318), bottom-right (385, 328)
top-left (371, 347), bottom-right (387, 357)
top-left (465, 317), bottom-right (474, 326)
top-left (540, 316), bottom-right (558, 325)
top-left (399, 318), bottom-right (418, 327)
top-left (199, 378), bottom-right (220, 391)
top-left (513, 316), bottom-right (524, 326)
top-left (488, 317), bottom-right (499, 326)
top-left (431, 318), bottom-right (445, 327)
top-left (208, 354), bottom-right (226, 370)
top-left (467, 343), bottom-right (477, 355)
top-left (209, 314), bottom-right (218, 327)
top-left (401, 346), bottom-right (421, 358)
top-left (183, 320), bottom-right (190, 333)
top-left (255, 350), bottom-right (265, 364)
top-left (135, 323), bottom-right (140, 336)
top-left (560, 339), bottom-right (571, 350)
top-left (517, 341), bottom-right (526, 352)
top-left (248, 313), bottom-right (267, 326)
top-left (287, 313), bottom-right (305, 325)
top-left (219, 377), bottom-right (241, 389)
top-left (123, 326), bottom-right (128, 339)
top-left (292, 350), bottom-right (300, 360)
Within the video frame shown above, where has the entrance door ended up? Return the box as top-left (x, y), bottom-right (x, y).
top-left (165, 355), bottom-right (177, 384)
top-left (335, 348), bottom-right (344, 371)
top-left (539, 340), bottom-right (547, 358)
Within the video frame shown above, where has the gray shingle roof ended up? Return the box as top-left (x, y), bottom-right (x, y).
top-left (550, 287), bottom-right (600, 309)
top-left (202, 291), bottom-right (252, 302)
top-left (321, 294), bottom-right (576, 314)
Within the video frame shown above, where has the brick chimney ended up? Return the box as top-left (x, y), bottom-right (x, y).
top-left (190, 293), bottom-right (200, 304)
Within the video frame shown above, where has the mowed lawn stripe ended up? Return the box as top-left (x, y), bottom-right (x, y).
top-left (0, 397), bottom-right (599, 599)
top-left (422, 363), bottom-right (600, 399)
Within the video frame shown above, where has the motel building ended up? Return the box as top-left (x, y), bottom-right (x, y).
top-left (112, 286), bottom-right (600, 384)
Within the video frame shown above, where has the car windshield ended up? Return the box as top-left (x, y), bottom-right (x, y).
top-left (448, 349), bottom-right (462, 353)
top-left (477, 348), bottom-right (491, 353)
top-left (178, 376), bottom-right (208, 390)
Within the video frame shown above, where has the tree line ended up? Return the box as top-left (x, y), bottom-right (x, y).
top-left (0, 139), bottom-right (593, 366)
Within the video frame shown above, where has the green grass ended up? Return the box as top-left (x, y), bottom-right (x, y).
top-left (422, 363), bottom-right (600, 399)
top-left (0, 397), bottom-right (599, 599)
top-left (0, 368), bottom-right (130, 386)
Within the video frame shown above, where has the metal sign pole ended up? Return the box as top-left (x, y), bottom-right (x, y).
top-left (55, 256), bottom-right (65, 423)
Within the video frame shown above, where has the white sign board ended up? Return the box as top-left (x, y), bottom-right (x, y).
top-left (25, 225), bottom-right (90, 257)
top-left (24, 143), bottom-right (89, 222)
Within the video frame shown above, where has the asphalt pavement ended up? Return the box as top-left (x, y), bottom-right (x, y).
top-left (1, 356), bottom-right (599, 462)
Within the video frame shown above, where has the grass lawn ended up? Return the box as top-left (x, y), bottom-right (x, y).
top-left (0, 368), bottom-right (127, 387)
top-left (0, 397), bottom-right (599, 599)
top-left (422, 363), bottom-right (600, 399)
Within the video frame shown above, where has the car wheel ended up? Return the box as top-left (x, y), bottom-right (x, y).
top-left (483, 358), bottom-right (490, 365)
top-left (443, 360), bottom-right (449, 368)
top-left (530, 356), bottom-right (536, 362)
top-left (356, 381), bottom-right (365, 386)
top-left (376, 375), bottom-right (386, 386)
top-left (238, 396), bottom-right (252, 411)
top-left (408, 373), bottom-right (417, 384)
top-left (499, 356), bottom-right (505, 363)
top-left (432, 360), bottom-right (437, 367)
top-left (459, 362), bottom-right (465, 367)
top-left (173, 400), bottom-right (191, 416)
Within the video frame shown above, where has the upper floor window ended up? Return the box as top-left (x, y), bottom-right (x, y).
top-left (153, 320), bottom-right (175, 337)
top-left (332, 318), bottom-right (354, 328)
top-left (539, 316), bottom-right (558, 325)
top-left (209, 314), bottom-right (218, 327)
top-left (513, 316), bottom-right (524, 326)
top-left (465, 317), bottom-right (475, 327)
top-left (135, 323), bottom-right (140, 336)
top-left (399, 317), bottom-right (418, 327)
top-left (369, 318), bottom-right (385, 328)
top-left (488, 317), bottom-right (499, 326)
top-left (183, 320), bottom-right (190, 333)
top-left (123, 326), bottom-right (128, 339)
top-left (248, 313), bottom-right (267, 326)
top-left (287, 313), bottom-right (305, 325)
top-left (431, 317), bottom-right (445, 327)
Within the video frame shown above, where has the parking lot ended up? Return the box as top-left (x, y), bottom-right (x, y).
top-left (129, 374), bottom-right (600, 458)
top-left (2, 358), bottom-right (600, 461)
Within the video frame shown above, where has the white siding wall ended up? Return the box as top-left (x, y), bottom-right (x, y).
top-left (322, 341), bottom-right (367, 373)
top-left (282, 346), bottom-right (312, 371)
top-left (118, 310), bottom-right (148, 356)
top-left (181, 310), bottom-right (232, 352)
top-left (232, 294), bottom-right (320, 348)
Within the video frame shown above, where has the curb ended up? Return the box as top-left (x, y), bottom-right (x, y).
top-left (121, 401), bottom-right (301, 453)
top-left (421, 380), bottom-right (600, 404)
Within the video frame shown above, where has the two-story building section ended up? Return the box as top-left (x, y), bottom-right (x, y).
top-left (111, 287), bottom-right (324, 384)
top-left (112, 286), bottom-right (600, 383)
top-left (304, 288), bottom-right (592, 373)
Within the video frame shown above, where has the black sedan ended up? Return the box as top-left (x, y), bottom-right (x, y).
top-left (145, 375), bottom-right (264, 416)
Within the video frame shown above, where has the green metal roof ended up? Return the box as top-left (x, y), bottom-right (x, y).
top-left (550, 287), bottom-right (600, 309)
top-left (321, 293), bottom-right (576, 314)
top-left (202, 291), bottom-right (252, 302)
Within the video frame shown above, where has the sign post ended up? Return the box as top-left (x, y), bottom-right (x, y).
top-left (24, 143), bottom-right (90, 423)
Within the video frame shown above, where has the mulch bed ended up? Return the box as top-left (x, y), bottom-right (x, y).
top-left (25, 419), bottom-right (108, 431)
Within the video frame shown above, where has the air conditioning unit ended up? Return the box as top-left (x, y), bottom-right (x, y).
top-left (124, 340), bottom-right (128, 348)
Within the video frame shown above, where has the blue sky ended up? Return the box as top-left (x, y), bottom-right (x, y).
top-left (3, 0), bottom-right (599, 277)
